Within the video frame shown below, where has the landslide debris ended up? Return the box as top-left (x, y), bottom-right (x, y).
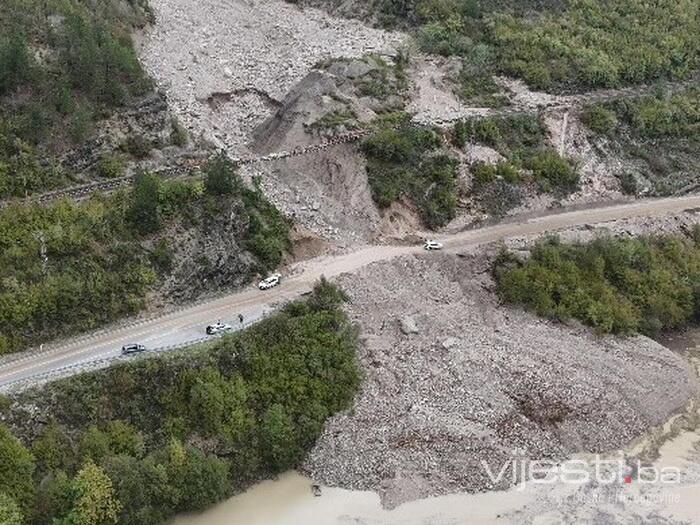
top-left (304, 218), bottom-right (699, 507)
top-left (137, 0), bottom-right (404, 155)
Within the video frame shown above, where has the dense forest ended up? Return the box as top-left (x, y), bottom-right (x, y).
top-left (0, 156), bottom-right (290, 355)
top-left (0, 0), bottom-right (154, 197)
top-left (494, 230), bottom-right (700, 335)
top-left (0, 280), bottom-right (360, 524)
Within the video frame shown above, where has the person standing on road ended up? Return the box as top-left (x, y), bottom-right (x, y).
top-left (238, 313), bottom-right (244, 324)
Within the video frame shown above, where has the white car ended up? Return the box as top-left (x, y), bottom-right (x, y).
top-left (206, 321), bottom-right (233, 335)
top-left (121, 343), bottom-right (147, 355)
top-left (258, 273), bottom-right (281, 290)
top-left (423, 240), bottom-right (444, 251)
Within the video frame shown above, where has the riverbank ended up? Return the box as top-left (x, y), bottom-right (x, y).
top-left (171, 388), bottom-right (700, 525)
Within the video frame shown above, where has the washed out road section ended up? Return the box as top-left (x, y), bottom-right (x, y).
top-left (0, 195), bottom-right (699, 389)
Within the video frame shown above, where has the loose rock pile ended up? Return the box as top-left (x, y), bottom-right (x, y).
top-left (138, 0), bottom-right (404, 155)
top-left (303, 240), bottom-right (698, 507)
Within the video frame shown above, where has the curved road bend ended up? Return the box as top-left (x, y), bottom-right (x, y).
top-left (1, 195), bottom-right (699, 388)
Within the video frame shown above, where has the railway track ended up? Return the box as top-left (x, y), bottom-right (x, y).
top-left (2, 78), bottom-right (696, 207)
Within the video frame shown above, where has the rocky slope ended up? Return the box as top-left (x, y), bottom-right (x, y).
top-left (139, 0), bottom-right (696, 247)
top-left (137, 0), bottom-right (404, 155)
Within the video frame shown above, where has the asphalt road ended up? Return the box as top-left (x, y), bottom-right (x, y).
top-left (1, 195), bottom-right (699, 389)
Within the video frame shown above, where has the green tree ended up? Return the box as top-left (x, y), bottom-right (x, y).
top-left (78, 427), bottom-right (111, 464)
top-left (33, 471), bottom-right (73, 524)
top-left (0, 493), bottom-right (23, 525)
top-left (103, 421), bottom-right (145, 458)
top-left (259, 404), bottom-right (300, 471)
top-left (204, 154), bottom-right (238, 196)
top-left (0, 34), bottom-right (31, 96)
top-left (101, 454), bottom-right (176, 525)
top-left (32, 422), bottom-right (76, 474)
top-left (161, 441), bottom-right (229, 513)
top-left (0, 424), bottom-right (35, 514)
top-left (129, 171), bottom-right (161, 235)
top-left (60, 462), bottom-right (121, 525)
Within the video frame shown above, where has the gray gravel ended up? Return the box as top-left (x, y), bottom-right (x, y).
top-left (137, 0), bottom-right (404, 155)
top-left (303, 235), bottom-right (698, 508)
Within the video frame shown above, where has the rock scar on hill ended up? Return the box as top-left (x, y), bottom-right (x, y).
top-left (137, 0), bottom-right (404, 154)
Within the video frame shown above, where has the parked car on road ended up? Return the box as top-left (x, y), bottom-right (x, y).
top-left (423, 240), bottom-right (444, 251)
top-left (121, 343), bottom-right (147, 355)
top-left (258, 273), bottom-right (281, 290)
top-left (206, 321), bottom-right (233, 335)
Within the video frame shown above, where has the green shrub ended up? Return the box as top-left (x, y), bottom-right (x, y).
top-left (242, 187), bottom-right (291, 271)
top-left (472, 162), bottom-right (496, 186)
top-left (170, 119), bottom-right (188, 147)
top-left (96, 153), bottom-right (125, 179)
top-left (495, 234), bottom-right (700, 335)
top-left (472, 161), bottom-right (520, 187)
top-left (0, 137), bottom-right (66, 198)
top-left (0, 34), bottom-right (31, 95)
top-left (204, 154), bottom-right (239, 196)
top-left (418, 22), bottom-right (472, 56)
top-left (121, 134), bottom-right (152, 159)
top-left (581, 105), bottom-right (619, 134)
top-left (129, 171), bottom-right (162, 234)
top-left (525, 150), bottom-right (579, 194)
top-left (361, 124), bottom-right (458, 228)
top-left (611, 90), bottom-right (700, 138)
top-left (149, 239), bottom-right (174, 273)
top-left (454, 115), bottom-right (546, 156)
top-left (0, 424), bottom-right (35, 515)
top-left (412, 154), bottom-right (459, 229)
top-left (618, 172), bottom-right (639, 195)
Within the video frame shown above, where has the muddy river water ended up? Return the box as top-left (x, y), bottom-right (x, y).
top-left (172, 330), bottom-right (700, 525)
